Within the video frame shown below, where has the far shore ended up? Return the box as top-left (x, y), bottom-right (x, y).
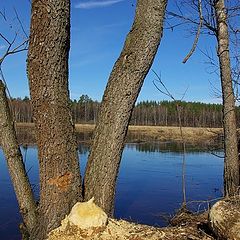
top-left (15, 122), bottom-right (223, 144)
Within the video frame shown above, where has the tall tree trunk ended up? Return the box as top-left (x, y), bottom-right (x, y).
top-left (0, 81), bottom-right (37, 234)
top-left (27, 0), bottom-right (82, 238)
top-left (84, 0), bottom-right (168, 215)
top-left (214, 0), bottom-right (239, 196)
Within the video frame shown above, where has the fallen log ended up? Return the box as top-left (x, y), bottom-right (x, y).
top-left (209, 197), bottom-right (240, 240)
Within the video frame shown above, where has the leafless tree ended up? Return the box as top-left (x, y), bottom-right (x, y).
top-left (166, 0), bottom-right (240, 196)
top-left (3, 0), bottom-right (168, 238)
top-left (153, 70), bottom-right (188, 209)
top-left (0, 9), bottom-right (37, 237)
top-left (27, 0), bottom-right (82, 238)
top-left (83, 0), bottom-right (168, 215)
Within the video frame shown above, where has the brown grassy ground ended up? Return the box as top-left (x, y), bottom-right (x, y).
top-left (127, 125), bottom-right (223, 143)
top-left (16, 123), bottom-right (223, 144)
top-left (74, 124), bottom-right (222, 143)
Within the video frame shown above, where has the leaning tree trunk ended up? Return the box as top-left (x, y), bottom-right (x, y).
top-left (84, 0), bottom-right (168, 215)
top-left (214, 0), bottom-right (239, 196)
top-left (27, 0), bottom-right (82, 239)
top-left (0, 81), bottom-right (37, 234)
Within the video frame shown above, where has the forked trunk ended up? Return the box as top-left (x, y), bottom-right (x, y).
top-left (27, 0), bottom-right (82, 238)
top-left (84, 0), bottom-right (168, 215)
top-left (214, 0), bottom-right (239, 196)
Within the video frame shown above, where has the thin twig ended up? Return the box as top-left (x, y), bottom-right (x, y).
top-left (182, 0), bottom-right (203, 63)
top-left (0, 10), bottom-right (7, 21)
top-left (152, 71), bottom-right (188, 208)
top-left (13, 8), bottom-right (28, 39)
top-left (0, 10), bottom-right (29, 120)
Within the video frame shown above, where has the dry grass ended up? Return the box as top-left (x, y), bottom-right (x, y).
top-left (15, 123), bottom-right (223, 143)
top-left (75, 124), bottom-right (95, 132)
top-left (15, 122), bottom-right (35, 128)
top-left (128, 125), bottom-right (223, 143)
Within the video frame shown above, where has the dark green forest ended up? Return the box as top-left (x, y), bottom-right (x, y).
top-left (10, 94), bottom-right (240, 127)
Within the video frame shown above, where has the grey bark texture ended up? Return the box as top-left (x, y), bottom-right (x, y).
top-left (0, 81), bottom-right (37, 234)
top-left (214, 0), bottom-right (240, 196)
top-left (27, 0), bottom-right (82, 238)
top-left (209, 197), bottom-right (240, 240)
top-left (84, 0), bottom-right (168, 215)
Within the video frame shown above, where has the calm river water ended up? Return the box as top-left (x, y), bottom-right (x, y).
top-left (0, 142), bottom-right (223, 239)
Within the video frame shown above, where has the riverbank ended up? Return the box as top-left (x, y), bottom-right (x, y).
top-left (126, 125), bottom-right (222, 144)
top-left (15, 123), bottom-right (223, 145)
top-left (47, 200), bottom-right (214, 240)
top-left (47, 215), bottom-right (213, 240)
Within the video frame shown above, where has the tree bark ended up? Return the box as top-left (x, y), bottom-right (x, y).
top-left (209, 197), bottom-right (240, 240)
top-left (214, 0), bottom-right (239, 196)
top-left (27, 0), bottom-right (82, 238)
top-left (0, 81), bottom-right (37, 234)
top-left (84, 0), bottom-right (168, 215)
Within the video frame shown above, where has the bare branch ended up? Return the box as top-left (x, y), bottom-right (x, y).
top-left (182, 0), bottom-right (203, 63)
top-left (13, 7), bottom-right (28, 39)
top-left (0, 10), bottom-right (7, 21)
top-left (0, 36), bottom-right (28, 65)
top-left (167, 10), bottom-right (200, 26)
top-left (0, 32), bottom-right (11, 45)
top-left (152, 70), bottom-right (188, 208)
top-left (152, 70), bottom-right (175, 100)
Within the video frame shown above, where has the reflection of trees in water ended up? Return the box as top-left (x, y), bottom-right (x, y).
top-left (16, 127), bottom-right (93, 145)
top-left (16, 127), bottom-right (36, 145)
top-left (17, 144), bottom-right (40, 202)
top-left (126, 132), bottom-right (158, 143)
top-left (16, 127), bottom-right (222, 154)
top-left (76, 132), bottom-right (93, 143)
top-left (77, 144), bottom-right (89, 154)
top-left (126, 142), bottom-right (223, 154)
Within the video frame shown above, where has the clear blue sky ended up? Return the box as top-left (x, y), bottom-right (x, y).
top-left (0, 0), bottom-right (222, 103)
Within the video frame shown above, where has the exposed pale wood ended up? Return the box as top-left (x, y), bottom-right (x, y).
top-left (47, 218), bottom-right (213, 240)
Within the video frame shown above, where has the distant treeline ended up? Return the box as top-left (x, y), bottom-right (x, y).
top-left (10, 94), bottom-right (240, 128)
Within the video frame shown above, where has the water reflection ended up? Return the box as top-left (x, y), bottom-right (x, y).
top-left (0, 142), bottom-right (223, 239)
top-left (78, 144), bottom-right (89, 155)
top-left (126, 141), bottom-right (223, 154)
top-left (16, 127), bottom-right (223, 150)
top-left (115, 144), bottom-right (223, 225)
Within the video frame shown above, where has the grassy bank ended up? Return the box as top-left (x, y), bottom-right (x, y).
top-left (127, 125), bottom-right (222, 143)
top-left (16, 123), bottom-right (223, 144)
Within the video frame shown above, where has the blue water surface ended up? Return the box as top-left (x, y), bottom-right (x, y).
top-left (0, 143), bottom-right (223, 239)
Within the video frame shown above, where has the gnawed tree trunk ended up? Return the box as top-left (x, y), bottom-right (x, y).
top-left (0, 81), bottom-right (37, 234)
top-left (84, 0), bottom-right (168, 215)
top-left (209, 197), bottom-right (240, 240)
top-left (214, 0), bottom-right (239, 196)
top-left (27, 0), bottom-right (82, 238)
